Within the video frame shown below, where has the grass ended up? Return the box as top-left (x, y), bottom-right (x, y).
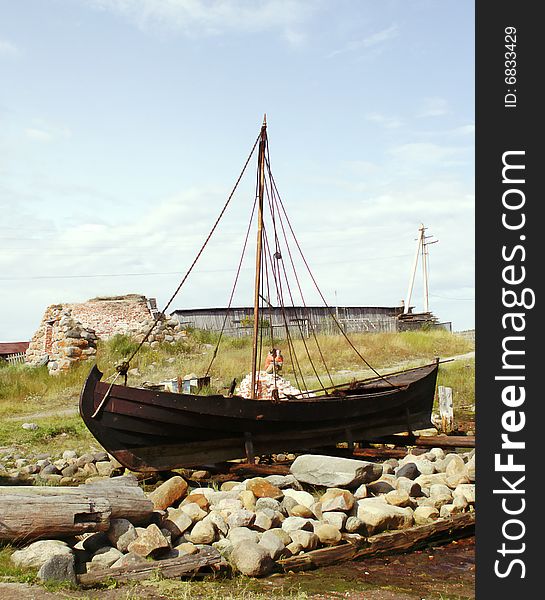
top-left (0, 545), bottom-right (36, 583)
top-left (436, 357), bottom-right (475, 420)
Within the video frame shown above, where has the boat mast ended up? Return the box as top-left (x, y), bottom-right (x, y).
top-left (250, 115), bottom-right (268, 399)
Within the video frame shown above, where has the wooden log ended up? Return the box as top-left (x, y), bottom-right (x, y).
top-left (77, 546), bottom-right (221, 585)
top-left (0, 476), bottom-right (154, 542)
top-left (278, 513), bottom-right (475, 572)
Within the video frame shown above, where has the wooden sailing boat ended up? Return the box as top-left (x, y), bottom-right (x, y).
top-left (80, 117), bottom-right (439, 472)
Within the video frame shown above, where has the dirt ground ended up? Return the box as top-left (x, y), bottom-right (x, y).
top-left (0, 537), bottom-right (474, 600)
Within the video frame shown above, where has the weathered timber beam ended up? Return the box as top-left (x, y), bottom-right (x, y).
top-left (277, 513), bottom-right (475, 572)
top-left (0, 476), bottom-right (154, 542)
top-left (77, 547), bottom-right (221, 585)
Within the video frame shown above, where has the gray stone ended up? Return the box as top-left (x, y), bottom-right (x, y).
top-left (321, 511), bottom-right (347, 530)
top-left (367, 481), bottom-right (395, 496)
top-left (356, 499), bottom-right (414, 535)
top-left (453, 483), bottom-right (475, 505)
top-left (265, 474), bottom-right (304, 490)
top-left (255, 497), bottom-right (282, 512)
top-left (188, 520), bottom-right (216, 544)
top-left (290, 454), bottom-right (383, 488)
top-left (110, 552), bottom-right (148, 570)
top-left (315, 523), bottom-right (342, 545)
top-left (253, 510), bottom-right (274, 531)
top-left (281, 516), bottom-right (314, 534)
top-left (258, 532), bottom-right (286, 559)
top-left (396, 476), bottom-right (423, 498)
top-left (396, 462), bottom-right (420, 480)
top-left (429, 484), bottom-right (453, 508)
top-left (230, 541), bottom-right (274, 577)
top-left (227, 526), bottom-right (259, 545)
top-left (11, 540), bottom-right (73, 569)
top-left (354, 484), bottom-right (368, 499)
top-left (226, 508), bottom-right (255, 529)
top-left (89, 546), bottom-right (124, 570)
top-left (22, 423), bottom-right (39, 431)
top-left (37, 553), bottom-right (76, 584)
top-left (107, 518), bottom-right (138, 552)
top-left (345, 516), bottom-right (364, 533)
top-left (320, 488), bottom-right (355, 512)
top-left (283, 488), bottom-right (315, 508)
top-left (289, 530), bottom-right (319, 551)
top-left (413, 506), bottom-right (440, 525)
top-left (126, 524), bottom-right (170, 557)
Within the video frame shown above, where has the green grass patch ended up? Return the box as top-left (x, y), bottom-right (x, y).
top-left (436, 357), bottom-right (475, 420)
top-left (0, 545), bottom-right (36, 583)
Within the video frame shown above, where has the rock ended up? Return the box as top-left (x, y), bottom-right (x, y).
top-left (445, 454), bottom-right (466, 477)
top-left (107, 518), bottom-right (138, 552)
top-left (230, 541), bottom-right (274, 577)
top-left (37, 554), bottom-right (76, 584)
top-left (93, 451), bottom-right (109, 462)
top-left (212, 538), bottom-right (234, 558)
top-left (110, 552), bottom-right (148, 570)
top-left (281, 516), bottom-right (314, 534)
top-left (283, 488), bottom-right (315, 509)
top-left (356, 499), bottom-right (414, 535)
top-left (40, 464), bottom-right (60, 476)
top-left (289, 504), bottom-right (314, 519)
top-left (428, 448), bottom-right (445, 461)
top-left (22, 423), bottom-right (38, 431)
top-left (315, 523), bottom-right (342, 545)
top-left (446, 473), bottom-right (470, 488)
top-left (182, 493), bottom-right (210, 511)
top-left (127, 524), bottom-right (170, 557)
top-left (320, 488), bottom-right (355, 512)
top-left (80, 532), bottom-right (109, 553)
top-left (239, 490), bottom-right (257, 511)
top-left (414, 506), bottom-right (440, 525)
top-left (62, 450), bottom-right (78, 460)
top-left (255, 497), bottom-right (282, 512)
top-left (148, 476), bottom-right (188, 510)
top-left (310, 501), bottom-right (323, 520)
top-left (164, 507), bottom-right (194, 537)
top-left (286, 541), bottom-right (303, 555)
top-left (385, 489), bottom-right (413, 508)
top-left (415, 473), bottom-right (448, 490)
top-left (95, 461), bottom-right (114, 477)
top-left (281, 495), bottom-right (298, 515)
top-left (203, 511), bottom-right (229, 537)
top-left (345, 516), bottom-right (364, 533)
top-left (191, 470), bottom-right (210, 480)
top-left (290, 530), bottom-right (319, 551)
top-left (215, 498), bottom-right (243, 514)
top-left (264, 474), bottom-right (303, 490)
top-left (11, 540), bottom-right (73, 569)
top-left (396, 476), bottom-right (423, 498)
top-left (246, 477), bottom-right (283, 499)
top-left (253, 510), bottom-right (274, 531)
top-left (228, 527), bottom-right (260, 546)
top-left (367, 481), bottom-right (395, 496)
top-left (396, 462), bottom-right (421, 480)
top-left (227, 509), bottom-right (255, 529)
top-left (466, 455), bottom-right (475, 482)
top-left (440, 503), bottom-right (462, 518)
top-left (61, 464), bottom-right (78, 477)
top-left (290, 454), bottom-right (382, 488)
top-left (321, 511), bottom-right (347, 530)
top-left (259, 531), bottom-right (287, 560)
top-left (429, 484), bottom-right (453, 508)
top-left (220, 481), bottom-right (242, 492)
top-left (354, 484), bottom-right (368, 499)
top-left (180, 502), bottom-right (208, 523)
top-left (188, 520), bottom-right (216, 544)
top-left (176, 542), bottom-right (199, 555)
top-left (453, 484), bottom-right (475, 505)
top-left (89, 546), bottom-right (124, 570)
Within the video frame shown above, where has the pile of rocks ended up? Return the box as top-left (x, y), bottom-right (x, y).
top-left (9, 448), bottom-right (475, 582)
top-left (25, 307), bottom-right (98, 375)
top-left (133, 316), bottom-right (188, 349)
top-left (236, 372), bottom-right (314, 400)
top-left (0, 449), bottom-right (123, 484)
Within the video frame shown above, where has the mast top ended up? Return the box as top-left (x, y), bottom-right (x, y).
top-left (262, 114), bottom-right (267, 127)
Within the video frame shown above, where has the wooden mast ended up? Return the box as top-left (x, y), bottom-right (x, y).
top-left (250, 115), bottom-right (268, 399)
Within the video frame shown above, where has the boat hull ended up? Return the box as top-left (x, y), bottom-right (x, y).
top-left (79, 363), bottom-right (439, 471)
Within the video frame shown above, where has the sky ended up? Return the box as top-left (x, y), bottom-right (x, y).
top-left (0, 0), bottom-right (474, 341)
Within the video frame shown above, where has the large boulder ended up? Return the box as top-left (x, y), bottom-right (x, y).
top-left (356, 498), bottom-right (414, 535)
top-left (37, 554), bottom-right (76, 584)
top-left (11, 540), bottom-right (73, 569)
top-left (230, 541), bottom-right (274, 577)
top-left (290, 455), bottom-right (382, 488)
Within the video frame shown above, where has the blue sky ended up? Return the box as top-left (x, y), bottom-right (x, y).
top-left (1, 0), bottom-right (474, 340)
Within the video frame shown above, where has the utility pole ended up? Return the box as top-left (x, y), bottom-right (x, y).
top-left (404, 224), bottom-right (438, 314)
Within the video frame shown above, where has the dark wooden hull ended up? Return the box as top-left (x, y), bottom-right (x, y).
top-left (79, 363), bottom-right (439, 471)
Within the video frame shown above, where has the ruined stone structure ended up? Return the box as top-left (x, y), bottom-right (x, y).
top-left (26, 295), bottom-right (187, 374)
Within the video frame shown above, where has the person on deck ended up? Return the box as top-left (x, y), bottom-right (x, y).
top-left (264, 349), bottom-right (276, 373)
top-left (274, 349), bottom-right (283, 373)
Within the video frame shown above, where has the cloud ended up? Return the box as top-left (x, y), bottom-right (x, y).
top-left (417, 97), bottom-right (449, 118)
top-left (0, 38), bottom-right (20, 57)
top-left (84, 0), bottom-right (316, 44)
top-left (366, 112), bottom-right (402, 129)
top-left (327, 24), bottom-right (399, 58)
top-left (24, 123), bottom-right (72, 143)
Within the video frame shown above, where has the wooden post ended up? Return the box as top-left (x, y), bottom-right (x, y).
top-left (438, 385), bottom-right (454, 433)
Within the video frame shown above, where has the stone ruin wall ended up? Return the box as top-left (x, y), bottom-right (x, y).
top-left (26, 295), bottom-right (188, 374)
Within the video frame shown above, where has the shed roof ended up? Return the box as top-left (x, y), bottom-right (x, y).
top-left (0, 341), bottom-right (29, 355)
